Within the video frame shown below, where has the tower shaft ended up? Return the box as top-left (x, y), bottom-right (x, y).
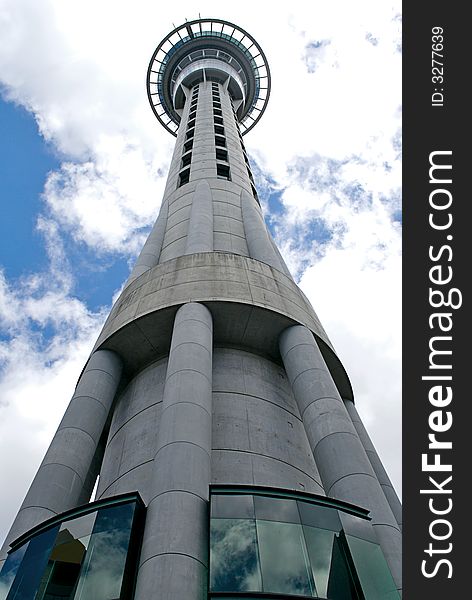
top-left (0, 20), bottom-right (402, 600)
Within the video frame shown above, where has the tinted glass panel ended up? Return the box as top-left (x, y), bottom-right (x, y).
top-left (35, 512), bottom-right (97, 600)
top-left (303, 526), bottom-right (351, 599)
top-left (347, 536), bottom-right (399, 599)
top-left (210, 519), bottom-right (262, 592)
top-left (326, 534), bottom-right (358, 600)
top-left (0, 543), bottom-right (29, 600)
top-left (254, 495), bottom-right (300, 523)
top-left (6, 526), bottom-right (59, 600)
top-left (256, 520), bottom-right (314, 596)
top-left (298, 501), bottom-right (341, 532)
top-left (73, 503), bottom-right (136, 600)
top-left (0, 499), bottom-right (141, 600)
top-left (211, 495), bottom-right (254, 519)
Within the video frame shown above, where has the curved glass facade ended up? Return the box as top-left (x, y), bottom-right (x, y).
top-left (0, 493), bottom-right (144, 600)
top-left (210, 487), bottom-right (399, 600)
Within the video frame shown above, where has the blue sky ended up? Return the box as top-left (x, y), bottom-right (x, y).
top-left (0, 100), bottom-right (56, 278)
top-left (0, 0), bottom-right (401, 545)
top-left (0, 99), bottom-right (133, 312)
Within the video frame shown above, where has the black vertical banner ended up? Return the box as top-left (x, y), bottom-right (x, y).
top-left (403, 3), bottom-right (468, 598)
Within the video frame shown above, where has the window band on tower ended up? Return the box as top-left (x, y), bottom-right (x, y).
top-left (178, 91), bottom-right (198, 188)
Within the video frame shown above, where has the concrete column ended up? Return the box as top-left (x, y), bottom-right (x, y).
top-left (241, 189), bottom-right (285, 272)
top-left (126, 198), bottom-right (169, 285)
top-left (135, 302), bottom-right (213, 600)
top-left (0, 349), bottom-right (122, 565)
top-left (185, 180), bottom-right (213, 254)
top-left (279, 325), bottom-right (402, 592)
top-left (344, 398), bottom-right (402, 530)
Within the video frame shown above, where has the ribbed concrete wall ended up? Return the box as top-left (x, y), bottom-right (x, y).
top-left (97, 357), bottom-right (167, 503)
top-left (211, 348), bottom-right (324, 494)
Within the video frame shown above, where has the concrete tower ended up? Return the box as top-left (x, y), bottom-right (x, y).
top-left (0, 18), bottom-right (401, 600)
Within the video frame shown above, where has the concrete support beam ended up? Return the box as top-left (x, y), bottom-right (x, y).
top-left (0, 349), bottom-right (122, 565)
top-left (185, 180), bottom-right (214, 254)
top-left (126, 198), bottom-right (169, 285)
top-left (279, 325), bottom-right (402, 593)
top-left (344, 398), bottom-right (402, 530)
top-left (241, 189), bottom-right (284, 273)
top-left (135, 302), bottom-right (213, 600)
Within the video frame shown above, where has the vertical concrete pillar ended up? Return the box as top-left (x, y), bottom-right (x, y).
top-left (126, 198), bottom-right (169, 285)
top-left (185, 180), bottom-right (214, 254)
top-left (241, 189), bottom-right (285, 272)
top-left (0, 349), bottom-right (122, 565)
top-left (344, 398), bottom-right (402, 530)
top-left (279, 325), bottom-right (402, 592)
top-left (135, 302), bottom-right (213, 600)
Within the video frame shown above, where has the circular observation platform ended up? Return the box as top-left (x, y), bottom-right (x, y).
top-left (147, 18), bottom-right (271, 136)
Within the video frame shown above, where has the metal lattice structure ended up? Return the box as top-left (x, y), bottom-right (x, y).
top-left (147, 18), bottom-right (271, 136)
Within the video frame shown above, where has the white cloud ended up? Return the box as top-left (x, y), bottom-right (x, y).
top-left (0, 0), bottom-right (402, 544)
top-left (0, 220), bottom-right (106, 542)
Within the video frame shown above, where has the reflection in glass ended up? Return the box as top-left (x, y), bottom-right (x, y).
top-left (73, 503), bottom-right (135, 600)
top-left (326, 534), bottom-right (358, 600)
top-left (298, 501), bottom-right (341, 532)
top-left (347, 536), bottom-right (400, 600)
top-left (256, 520), bottom-right (315, 596)
top-left (0, 542), bottom-right (29, 600)
top-left (35, 512), bottom-right (97, 600)
top-left (0, 497), bottom-right (141, 600)
top-left (211, 494), bottom-right (254, 519)
top-left (254, 495), bottom-right (300, 523)
top-left (303, 525), bottom-right (337, 598)
top-left (210, 519), bottom-right (262, 592)
top-left (5, 526), bottom-right (59, 600)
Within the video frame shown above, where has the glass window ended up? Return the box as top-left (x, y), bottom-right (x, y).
top-left (4, 526), bottom-right (59, 600)
top-left (256, 520), bottom-right (315, 596)
top-left (181, 153), bottom-right (192, 168)
top-left (34, 512), bottom-right (97, 600)
top-left (178, 168), bottom-right (190, 187)
top-left (210, 519), bottom-right (262, 592)
top-left (303, 526), bottom-right (356, 600)
top-left (0, 542), bottom-right (29, 600)
top-left (346, 536), bottom-right (400, 599)
top-left (216, 164), bottom-right (231, 181)
top-left (73, 503), bottom-right (136, 600)
top-left (209, 491), bottom-right (397, 599)
top-left (298, 500), bottom-right (341, 532)
top-left (325, 533), bottom-right (359, 600)
top-left (211, 494), bottom-right (254, 519)
top-left (215, 148), bottom-right (228, 162)
top-left (0, 497), bottom-right (142, 600)
top-left (254, 495), bottom-right (300, 523)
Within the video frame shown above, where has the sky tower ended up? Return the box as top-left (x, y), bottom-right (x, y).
top-left (0, 18), bottom-right (401, 600)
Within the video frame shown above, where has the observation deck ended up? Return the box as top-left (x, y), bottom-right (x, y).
top-left (146, 18), bottom-right (271, 136)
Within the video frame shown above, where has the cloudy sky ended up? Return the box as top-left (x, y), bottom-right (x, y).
top-left (0, 0), bottom-right (401, 543)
